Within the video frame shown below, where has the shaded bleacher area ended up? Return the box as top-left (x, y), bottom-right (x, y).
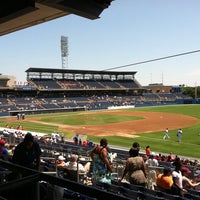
top-left (0, 131), bottom-right (200, 200)
top-left (30, 78), bottom-right (140, 90)
top-left (1, 93), bottom-right (192, 114)
top-left (0, 92), bottom-right (192, 117)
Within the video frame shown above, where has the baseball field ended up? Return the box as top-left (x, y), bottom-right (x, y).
top-left (1, 104), bottom-right (200, 158)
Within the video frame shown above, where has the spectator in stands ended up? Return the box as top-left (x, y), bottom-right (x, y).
top-left (51, 132), bottom-right (57, 143)
top-left (79, 138), bottom-right (82, 145)
top-left (145, 152), bottom-right (159, 167)
top-left (157, 167), bottom-right (174, 193)
top-left (194, 159), bottom-right (200, 168)
top-left (0, 138), bottom-right (9, 156)
top-left (55, 133), bottom-right (61, 143)
top-left (145, 145), bottom-right (151, 157)
top-left (56, 155), bottom-right (67, 177)
top-left (73, 134), bottom-right (79, 145)
top-left (155, 153), bottom-right (162, 161)
top-left (181, 166), bottom-right (200, 189)
top-left (12, 132), bottom-right (42, 170)
top-left (171, 157), bottom-right (186, 197)
top-left (65, 154), bottom-right (85, 173)
top-left (5, 143), bottom-right (14, 155)
top-left (167, 152), bottom-right (175, 162)
top-left (61, 134), bottom-right (65, 144)
top-left (83, 140), bottom-right (89, 146)
top-left (145, 152), bottom-right (159, 189)
top-left (62, 154), bottom-right (88, 183)
top-left (40, 136), bottom-right (47, 144)
top-left (88, 140), bottom-right (93, 147)
top-left (34, 134), bottom-right (38, 142)
top-left (160, 154), bottom-right (167, 162)
top-left (90, 138), bottom-right (113, 184)
top-left (120, 142), bottom-right (147, 187)
top-left (56, 155), bottom-right (66, 168)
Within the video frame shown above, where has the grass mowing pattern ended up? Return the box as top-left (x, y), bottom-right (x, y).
top-left (106, 105), bottom-right (200, 158)
top-left (0, 104), bottom-right (200, 158)
top-left (0, 121), bottom-right (58, 134)
top-left (40, 114), bottom-right (142, 125)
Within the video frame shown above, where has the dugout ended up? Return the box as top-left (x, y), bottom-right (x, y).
top-left (9, 106), bottom-right (86, 117)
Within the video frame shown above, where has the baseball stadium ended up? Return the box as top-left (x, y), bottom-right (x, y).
top-left (0, 1), bottom-right (200, 200)
top-left (1, 66), bottom-right (200, 200)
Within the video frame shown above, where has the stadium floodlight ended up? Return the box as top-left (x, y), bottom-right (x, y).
top-left (61, 36), bottom-right (69, 69)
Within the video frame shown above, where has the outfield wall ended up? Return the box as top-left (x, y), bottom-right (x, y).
top-left (108, 105), bottom-right (135, 109)
top-left (9, 106), bottom-right (86, 116)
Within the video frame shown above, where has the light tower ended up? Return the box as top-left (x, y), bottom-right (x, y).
top-left (61, 36), bottom-right (69, 69)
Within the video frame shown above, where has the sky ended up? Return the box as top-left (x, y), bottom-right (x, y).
top-left (1, 0), bottom-right (200, 86)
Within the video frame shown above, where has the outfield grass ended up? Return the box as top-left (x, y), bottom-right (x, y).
top-left (104, 105), bottom-right (200, 159)
top-left (0, 104), bottom-right (200, 158)
top-left (41, 113), bottom-right (143, 125)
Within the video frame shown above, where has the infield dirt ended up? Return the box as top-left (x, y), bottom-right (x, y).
top-left (10, 110), bottom-right (198, 137)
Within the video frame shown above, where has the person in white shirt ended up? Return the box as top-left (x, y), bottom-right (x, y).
top-left (145, 153), bottom-right (159, 167)
top-left (171, 157), bottom-right (186, 197)
top-left (62, 154), bottom-right (86, 182)
top-left (163, 128), bottom-right (170, 140)
top-left (65, 154), bottom-right (85, 173)
top-left (177, 128), bottom-right (183, 142)
top-left (145, 152), bottom-right (159, 189)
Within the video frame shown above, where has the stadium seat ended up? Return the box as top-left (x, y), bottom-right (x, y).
top-left (120, 187), bottom-right (143, 199)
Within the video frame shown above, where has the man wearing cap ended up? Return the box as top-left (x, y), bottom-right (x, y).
top-left (12, 132), bottom-right (41, 170)
top-left (57, 155), bottom-right (66, 168)
top-left (0, 138), bottom-right (9, 156)
top-left (181, 166), bottom-right (200, 189)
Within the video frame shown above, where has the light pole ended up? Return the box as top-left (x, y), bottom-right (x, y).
top-left (61, 36), bottom-right (69, 69)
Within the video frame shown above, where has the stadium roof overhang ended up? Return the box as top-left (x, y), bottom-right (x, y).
top-left (0, 0), bottom-right (113, 36)
top-left (25, 67), bottom-right (137, 76)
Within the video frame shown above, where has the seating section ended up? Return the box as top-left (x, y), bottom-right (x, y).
top-left (96, 181), bottom-right (188, 200)
top-left (78, 80), bottom-right (105, 89)
top-left (100, 80), bottom-right (121, 88)
top-left (33, 79), bottom-right (62, 89)
top-left (143, 93), bottom-right (160, 101)
top-left (37, 141), bottom-right (200, 199)
top-left (0, 98), bottom-right (8, 104)
top-left (63, 188), bottom-right (97, 200)
top-left (0, 77), bottom-right (193, 115)
top-left (0, 133), bottom-right (199, 200)
top-left (31, 78), bottom-right (141, 90)
top-left (175, 93), bottom-right (192, 99)
top-left (116, 80), bottom-right (139, 88)
top-left (58, 79), bottom-right (84, 89)
top-left (158, 93), bottom-right (176, 101)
